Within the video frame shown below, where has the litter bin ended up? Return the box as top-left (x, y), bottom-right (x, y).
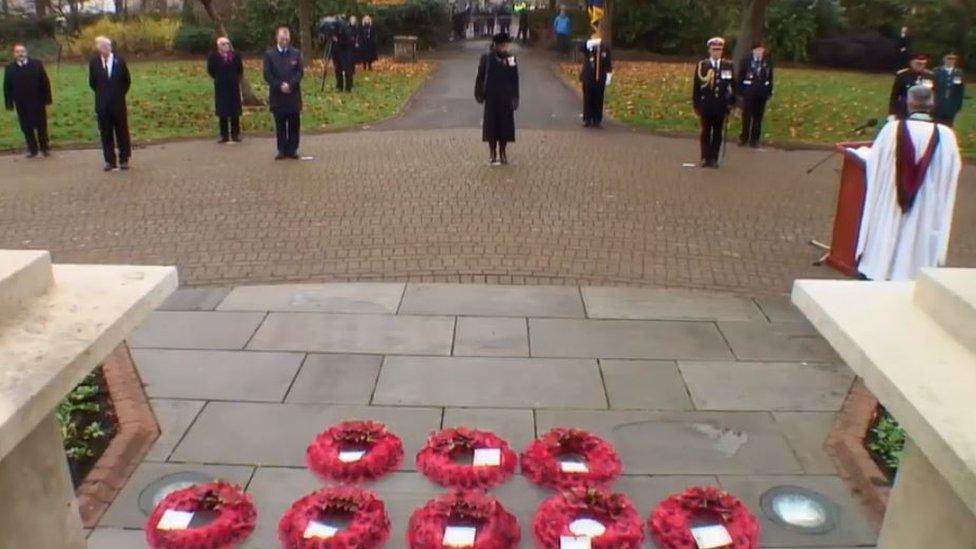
top-left (394, 35), bottom-right (419, 62)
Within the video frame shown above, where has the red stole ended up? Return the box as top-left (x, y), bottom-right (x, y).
top-left (895, 120), bottom-right (940, 212)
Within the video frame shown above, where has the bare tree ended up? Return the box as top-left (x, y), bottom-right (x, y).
top-left (197, 0), bottom-right (263, 106)
top-left (732, 0), bottom-right (772, 66)
top-left (298, 0), bottom-right (313, 56)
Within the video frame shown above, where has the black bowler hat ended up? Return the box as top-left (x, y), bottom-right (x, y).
top-left (492, 33), bottom-right (512, 45)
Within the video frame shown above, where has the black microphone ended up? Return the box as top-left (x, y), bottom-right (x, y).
top-left (853, 118), bottom-right (879, 133)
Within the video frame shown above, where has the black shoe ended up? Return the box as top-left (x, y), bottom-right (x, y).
top-left (217, 137), bottom-right (229, 144)
top-left (103, 163), bottom-right (117, 172)
top-left (275, 153), bottom-right (286, 160)
top-left (41, 150), bottom-right (50, 157)
top-left (749, 142), bottom-right (760, 149)
top-left (583, 120), bottom-right (592, 128)
top-left (119, 162), bottom-right (129, 171)
top-left (592, 122), bottom-right (603, 129)
top-left (286, 153), bottom-right (301, 160)
top-left (26, 152), bottom-right (38, 158)
top-left (231, 137), bottom-right (242, 143)
top-left (700, 159), bottom-right (710, 168)
top-left (499, 151), bottom-right (508, 165)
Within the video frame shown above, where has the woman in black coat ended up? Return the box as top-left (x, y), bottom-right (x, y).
top-left (475, 33), bottom-right (519, 165)
top-left (359, 15), bottom-right (379, 70)
top-left (206, 36), bottom-right (244, 143)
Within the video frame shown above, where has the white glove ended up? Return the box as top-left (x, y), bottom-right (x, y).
top-left (605, 73), bottom-right (613, 86)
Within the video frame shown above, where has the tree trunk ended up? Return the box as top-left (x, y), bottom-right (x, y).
top-left (602, 0), bottom-right (612, 48)
top-left (198, 0), bottom-right (263, 106)
top-left (298, 0), bottom-right (314, 56)
top-left (732, 0), bottom-right (772, 66)
top-left (35, 0), bottom-right (49, 17)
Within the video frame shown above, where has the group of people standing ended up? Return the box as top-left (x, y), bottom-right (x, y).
top-left (454, 1), bottom-right (529, 42)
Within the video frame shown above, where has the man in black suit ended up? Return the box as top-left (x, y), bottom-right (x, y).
top-left (4, 43), bottom-right (52, 158)
top-left (88, 36), bottom-right (132, 171)
top-left (263, 25), bottom-right (304, 160)
top-left (329, 17), bottom-right (356, 92)
top-left (737, 42), bottom-right (773, 148)
top-left (692, 37), bottom-right (736, 168)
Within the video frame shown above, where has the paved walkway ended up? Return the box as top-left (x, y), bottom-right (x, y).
top-left (1, 43), bottom-right (973, 294)
top-left (89, 283), bottom-right (876, 548)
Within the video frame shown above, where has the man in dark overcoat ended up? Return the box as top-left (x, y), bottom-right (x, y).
top-left (207, 36), bottom-right (244, 143)
top-left (4, 43), bottom-right (52, 158)
top-left (263, 25), bottom-right (304, 159)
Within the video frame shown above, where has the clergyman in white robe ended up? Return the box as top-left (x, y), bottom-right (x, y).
top-left (856, 108), bottom-right (961, 281)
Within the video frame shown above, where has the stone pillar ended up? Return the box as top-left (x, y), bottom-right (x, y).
top-left (878, 439), bottom-right (976, 548)
top-left (0, 413), bottom-right (86, 549)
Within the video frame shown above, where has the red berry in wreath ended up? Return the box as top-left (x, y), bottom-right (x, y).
top-left (145, 481), bottom-right (256, 549)
top-left (416, 427), bottom-right (519, 489)
top-left (306, 420), bottom-right (404, 483)
top-left (649, 486), bottom-right (761, 548)
top-left (278, 486), bottom-right (391, 548)
top-left (407, 491), bottom-right (521, 548)
top-left (533, 487), bottom-right (644, 548)
top-left (521, 428), bottom-right (622, 490)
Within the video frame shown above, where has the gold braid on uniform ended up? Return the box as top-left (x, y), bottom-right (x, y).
top-left (697, 62), bottom-right (716, 90)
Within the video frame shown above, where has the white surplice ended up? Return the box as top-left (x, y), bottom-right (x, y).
top-left (856, 115), bottom-right (962, 281)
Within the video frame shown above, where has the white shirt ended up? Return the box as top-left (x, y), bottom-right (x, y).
top-left (17, 58), bottom-right (27, 67)
top-left (102, 53), bottom-right (114, 78)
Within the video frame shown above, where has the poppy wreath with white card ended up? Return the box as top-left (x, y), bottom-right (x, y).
top-left (306, 420), bottom-right (404, 483)
top-left (145, 481), bottom-right (257, 549)
top-left (407, 490), bottom-right (521, 548)
top-left (532, 487), bottom-right (645, 549)
top-left (520, 428), bottom-right (622, 490)
top-left (648, 486), bottom-right (760, 548)
top-left (277, 486), bottom-right (391, 548)
top-left (416, 427), bottom-right (519, 489)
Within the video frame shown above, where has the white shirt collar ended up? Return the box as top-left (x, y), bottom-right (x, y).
top-left (17, 58), bottom-right (27, 66)
top-left (586, 38), bottom-right (601, 50)
top-left (277, 45), bottom-right (287, 53)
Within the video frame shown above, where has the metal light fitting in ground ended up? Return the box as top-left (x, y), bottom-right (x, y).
top-left (760, 485), bottom-right (839, 534)
top-left (138, 471), bottom-right (216, 515)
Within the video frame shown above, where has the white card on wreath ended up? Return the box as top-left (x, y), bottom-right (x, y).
top-left (443, 525), bottom-right (477, 547)
top-left (560, 460), bottom-right (589, 473)
top-left (338, 450), bottom-right (366, 463)
top-left (157, 510), bottom-right (194, 531)
top-left (303, 520), bottom-right (339, 539)
top-left (559, 535), bottom-right (592, 549)
top-left (690, 524), bottom-right (733, 548)
top-left (472, 448), bottom-right (502, 466)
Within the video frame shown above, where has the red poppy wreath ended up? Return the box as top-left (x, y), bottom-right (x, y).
top-left (407, 491), bottom-right (521, 549)
top-left (649, 486), bottom-right (760, 549)
top-left (521, 428), bottom-right (622, 490)
top-left (145, 481), bottom-right (256, 549)
top-left (416, 427), bottom-right (519, 489)
top-left (533, 487), bottom-right (645, 549)
top-left (306, 420), bottom-right (404, 483)
top-left (278, 486), bottom-right (391, 549)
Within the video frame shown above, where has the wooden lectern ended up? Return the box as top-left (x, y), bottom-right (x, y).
top-left (821, 141), bottom-right (873, 277)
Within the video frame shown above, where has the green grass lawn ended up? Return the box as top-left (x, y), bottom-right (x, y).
top-left (563, 61), bottom-right (976, 159)
top-left (1, 57), bottom-right (430, 151)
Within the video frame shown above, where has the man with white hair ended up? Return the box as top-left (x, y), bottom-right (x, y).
top-left (88, 35), bottom-right (132, 171)
top-left (857, 84), bottom-right (961, 280)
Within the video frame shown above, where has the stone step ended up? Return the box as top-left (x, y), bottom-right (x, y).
top-left (0, 250), bottom-right (53, 312)
top-left (914, 268), bottom-right (976, 355)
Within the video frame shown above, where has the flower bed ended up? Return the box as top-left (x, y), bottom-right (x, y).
top-left (521, 428), bottom-right (622, 490)
top-left (306, 420), bottom-right (404, 483)
top-left (408, 491), bottom-right (520, 548)
top-left (278, 486), bottom-right (390, 548)
top-left (416, 427), bottom-right (518, 489)
top-left (649, 486), bottom-right (760, 549)
top-left (145, 481), bottom-right (257, 549)
top-left (60, 367), bottom-right (118, 488)
top-left (533, 487), bottom-right (644, 548)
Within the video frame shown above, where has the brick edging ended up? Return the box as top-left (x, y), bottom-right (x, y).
top-left (825, 378), bottom-right (890, 529)
top-left (75, 342), bottom-right (159, 528)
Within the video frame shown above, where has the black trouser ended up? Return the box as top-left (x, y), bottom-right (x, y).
top-left (219, 116), bottom-right (240, 140)
top-left (699, 111), bottom-right (726, 163)
top-left (273, 110), bottom-right (300, 155)
top-left (97, 108), bottom-right (131, 165)
top-left (332, 57), bottom-right (354, 91)
top-left (517, 16), bottom-right (528, 41)
top-left (556, 34), bottom-right (570, 55)
top-left (18, 109), bottom-right (49, 155)
top-left (739, 96), bottom-right (767, 146)
top-left (583, 81), bottom-right (606, 125)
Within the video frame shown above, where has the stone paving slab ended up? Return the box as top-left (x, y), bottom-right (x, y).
top-left (773, 412), bottom-right (840, 474)
top-left (132, 349), bottom-right (304, 402)
top-left (158, 287), bottom-right (230, 311)
top-left (679, 361), bottom-right (854, 412)
top-left (399, 283), bottom-right (585, 317)
top-left (243, 467), bottom-right (442, 549)
top-left (145, 398), bottom-right (205, 462)
top-left (442, 408), bottom-right (537, 450)
top-left (535, 410), bottom-right (804, 475)
top-left (373, 356), bottom-right (606, 408)
top-left (87, 528), bottom-right (145, 549)
top-left (755, 295), bottom-right (810, 323)
top-left (529, 318), bottom-right (734, 360)
top-left (582, 287), bottom-right (764, 321)
top-left (284, 354), bottom-right (383, 405)
top-left (127, 311), bottom-right (266, 350)
top-left (717, 321), bottom-right (840, 362)
top-left (247, 312), bottom-right (456, 355)
top-left (169, 402), bottom-right (441, 467)
top-left (600, 360), bottom-right (694, 410)
top-left (453, 316), bottom-right (530, 357)
top-left (217, 282), bottom-right (405, 314)
top-left (717, 475), bottom-right (878, 547)
top-left (98, 461), bottom-right (254, 528)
